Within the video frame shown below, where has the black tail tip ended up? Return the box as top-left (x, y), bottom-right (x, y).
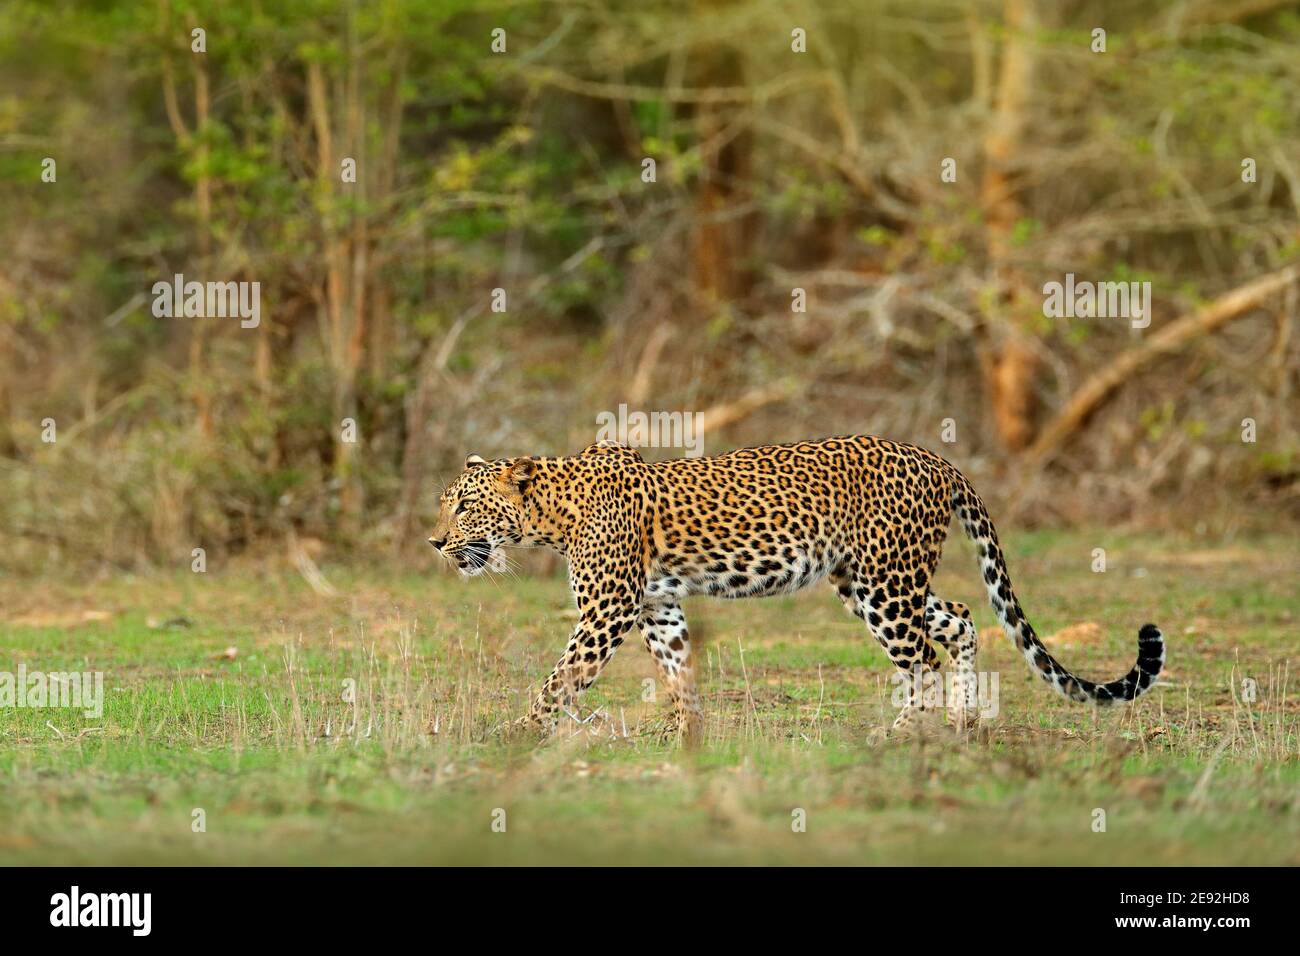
top-left (1138, 623), bottom-right (1162, 643)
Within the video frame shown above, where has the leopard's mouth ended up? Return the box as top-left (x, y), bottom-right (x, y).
top-left (448, 540), bottom-right (492, 575)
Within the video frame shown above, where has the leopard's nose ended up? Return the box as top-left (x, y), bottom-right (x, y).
top-left (428, 536), bottom-right (446, 551)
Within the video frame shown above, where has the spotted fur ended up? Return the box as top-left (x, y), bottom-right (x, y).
top-left (429, 436), bottom-right (1165, 739)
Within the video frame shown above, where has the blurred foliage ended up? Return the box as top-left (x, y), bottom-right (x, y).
top-left (1, 0), bottom-right (1298, 569)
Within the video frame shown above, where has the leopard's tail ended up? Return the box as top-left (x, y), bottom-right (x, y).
top-left (948, 468), bottom-right (1164, 705)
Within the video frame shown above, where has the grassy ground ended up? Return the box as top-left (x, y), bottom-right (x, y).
top-left (1, 530), bottom-right (1296, 865)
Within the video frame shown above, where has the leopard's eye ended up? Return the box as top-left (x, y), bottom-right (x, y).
top-left (455, 499), bottom-right (474, 515)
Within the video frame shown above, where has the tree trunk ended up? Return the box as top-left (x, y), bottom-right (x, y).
top-left (690, 1), bottom-right (752, 306)
top-left (980, 0), bottom-right (1039, 451)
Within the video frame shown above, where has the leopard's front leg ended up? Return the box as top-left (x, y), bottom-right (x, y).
top-left (520, 539), bottom-right (644, 734)
top-left (522, 614), bottom-right (635, 732)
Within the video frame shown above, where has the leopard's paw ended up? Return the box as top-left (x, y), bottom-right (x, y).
top-left (498, 712), bottom-right (550, 743)
top-left (948, 707), bottom-right (981, 733)
top-left (638, 710), bottom-right (702, 747)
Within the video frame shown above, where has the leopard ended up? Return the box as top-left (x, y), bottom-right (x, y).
top-left (428, 436), bottom-right (1165, 743)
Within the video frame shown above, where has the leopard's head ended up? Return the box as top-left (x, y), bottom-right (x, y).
top-left (428, 454), bottom-right (536, 576)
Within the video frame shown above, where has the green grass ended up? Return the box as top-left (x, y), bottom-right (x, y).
top-left (1, 530), bottom-right (1296, 865)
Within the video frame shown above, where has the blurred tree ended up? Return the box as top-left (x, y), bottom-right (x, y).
top-left (980, 0), bottom-right (1039, 452)
top-left (1, 0), bottom-right (1297, 569)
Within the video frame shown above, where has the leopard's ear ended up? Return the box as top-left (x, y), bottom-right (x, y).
top-left (501, 457), bottom-right (537, 495)
top-left (464, 454), bottom-right (487, 469)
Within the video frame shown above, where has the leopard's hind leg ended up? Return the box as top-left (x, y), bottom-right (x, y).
top-left (924, 593), bottom-right (979, 730)
top-left (830, 562), bottom-right (941, 672)
top-left (830, 558), bottom-right (940, 736)
top-left (639, 599), bottom-right (703, 745)
top-left (831, 567), bottom-right (977, 731)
